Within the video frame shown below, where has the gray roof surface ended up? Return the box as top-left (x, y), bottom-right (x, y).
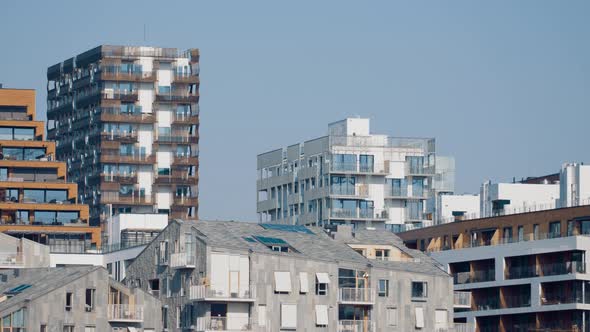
top-left (179, 220), bottom-right (447, 277)
top-left (0, 266), bottom-right (101, 313)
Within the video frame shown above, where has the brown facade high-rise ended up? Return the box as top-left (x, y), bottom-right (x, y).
top-left (46, 46), bottom-right (200, 236)
top-left (0, 88), bottom-right (100, 250)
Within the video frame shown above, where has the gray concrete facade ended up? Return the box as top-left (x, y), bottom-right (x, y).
top-left (124, 220), bottom-right (453, 331)
top-left (0, 266), bottom-right (161, 331)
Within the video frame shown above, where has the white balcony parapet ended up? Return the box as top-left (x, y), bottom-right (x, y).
top-left (189, 284), bottom-right (256, 302)
top-left (107, 304), bottom-right (143, 322)
top-left (454, 291), bottom-right (471, 308)
top-left (195, 316), bottom-right (252, 331)
top-left (338, 288), bottom-right (374, 304)
top-left (170, 252), bottom-right (196, 268)
top-left (337, 320), bottom-right (376, 332)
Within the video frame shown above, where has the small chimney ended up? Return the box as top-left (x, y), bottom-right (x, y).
top-left (333, 225), bottom-right (354, 241)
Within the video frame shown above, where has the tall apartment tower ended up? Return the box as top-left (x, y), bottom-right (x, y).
top-left (0, 88), bottom-right (100, 250)
top-left (46, 45), bottom-right (200, 232)
top-left (257, 118), bottom-right (454, 231)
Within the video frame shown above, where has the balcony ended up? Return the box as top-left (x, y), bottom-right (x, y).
top-left (405, 164), bottom-right (435, 177)
top-left (172, 113), bottom-right (199, 125)
top-left (338, 288), bottom-right (374, 305)
top-left (454, 323), bottom-right (475, 332)
top-left (330, 185), bottom-right (369, 198)
top-left (154, 134), bottom-right (198, 144)
top-left (170, 252), bottom-right (196, 269)
top-left (98, 68), bottom-right (156, 82)
top-left (506, 265), bottom-right (538, 279)
top-left (155, 174), bottom-right (198, 185)
top-left (99, 107), bottom-right (155, 124)
top-left (453, 270), bottom-right (495, 284)
top-left (330, 162), bottom-right (388, 175)
top-left (100, 173), bottom-right (137, 184)
top-left (172, 155), bottom-right (199, 166)
top-left (194, 316), bottom-right (252, 331)
top-left (100, 131), bottom-right (138, 143)
top-left (0, 253), bottom-right (23, 268)
top-left (540, 261), bottom-right (585, 276)
top-left (189, 284), bottom-right (256, 302)
top-left (100, 152), bottom-right (154, 164)
top-left (330, 209), bottom-right (388, 220)
top-left (454, 291), bottom-right (471, 308)
top-left (172, 72), bottom-right (200, 84)
top-left (155, 92), bottom-right (199, 103)
top-left (337, 320), bottom-right (376, 332)
top-left (102, 91), bottom-right (139, 102)
top-left (107, 304), bottom-right (143, 322)
top-left (100, 192), bottom-right (154, 205)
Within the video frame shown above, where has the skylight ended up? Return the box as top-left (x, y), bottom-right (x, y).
top-left (252, 236), bottom-right (298, 253)
top-left (6, 284), bottom-right (31, 295)
top-left (260, 224), bottom-right (315, 235)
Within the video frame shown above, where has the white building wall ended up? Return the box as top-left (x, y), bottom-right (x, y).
top-left (438, 194), bottom-right (480, 223)
top-left (481, 182), bottom-right (559, 217)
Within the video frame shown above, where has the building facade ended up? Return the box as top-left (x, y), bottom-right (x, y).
top-left (398, 205), bottom-right (590, 332)
top-left (257, 118), bottom-right (454, 230)
top-left (0, 266), bottom-right (161, 331)
top-left (46, 45), bottom-right (200, 233)
top-left (124, 219), bottom-right (454, 331)
top-left (0, 88), bottom-right (100, 251)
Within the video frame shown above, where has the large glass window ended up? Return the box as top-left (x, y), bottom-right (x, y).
top-left (359, 155), bottom-right (374, 172)
top-left (23, 189), bottom-right (44, 203)
top-left (412, 178), bottom-right (424, 197)
top-left (549, 221), bottom-right (561, 238)
top-left (331, 199), bottom-right (356, 217)
top-left (3, 147), bottom-right (45, 160)
top-left (411, 281), bottom-right (428, 298)
top-left (0, 127), bottom-right (11, 140)
top-left (331, 176), bottom-right (355, 195)
top-left (407, 156), bottom-right (424, 173)
top-left (332, 154), bottom-right (356, 172)
top-left (387, 178), bottom-right (407, 197)
top-left (406, 200), bottom-right (424, 220)
top-left (34, 211), bottom-right (56, 224)
top-left (23, 189), bottom-right (67, 203)
top-left (13, 128), bottom-right (35, 141)
top-left (57, 212), bottom-right (79, 223)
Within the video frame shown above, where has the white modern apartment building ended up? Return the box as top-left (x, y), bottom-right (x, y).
top-left (480, 180), bottom-right (559, 218)
top-left (257, 118), bottom-right (455, 230)
top-left (561, 162), bottom-right (590, 208)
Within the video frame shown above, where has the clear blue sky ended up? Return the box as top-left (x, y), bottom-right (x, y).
top-left (1, 1), bottom-right (588, 221)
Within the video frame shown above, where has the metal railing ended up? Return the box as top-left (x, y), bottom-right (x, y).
top-left (338, 288), bottom-right (374, 303)
top-left (337, 320), bottom-right (376, 332)
top-left (330, 162), bottom-right (388, 174)
top-left (503, 294), bottom-right (531, 308)
top-left (454, 323), bottom-right (475, 332)
top-left (454, 291), bottom-right (471, 307)
top-left (453, 270), bottom-right (495, 285)
top-left (170, 252), bottom-right (196, 268)
top-left (541, 261), bottom-right (585, 276)
top-left (189, 284), bottom-right (255, 300)
top-left (195, 316), bottom-right (252, 331)
top-left (107, 304), bottom-right (143, 321)
top-left (0, 253), bottom-right (23, 267)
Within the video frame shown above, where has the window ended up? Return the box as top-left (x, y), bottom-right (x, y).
top-left (41, 325), bottom-right (47, 332)
top-left (315, 305), bottom-right (329, 326)
top-left (274, 271), bottom-right (292, 293)
top-left (415, 307), bottom-right (425, 328)
top-left (359, 155), bottom-right (374, 172)
top-left (85, 288), bottom-right (95, 312)
top-left (63, 326), bottom-right (75, 332)
top-left (315, 273), bottom-right (330, 296)
top-left (411, 281), bottom-right (428, 299)
top-left (375, 249), bottom-right (390, 260)
top-left (84, 327), bottom-right (95, 332)
top-left (299, 272), bottom-right (309, 294)
top-left (162, 306), bottom-right (168, 329)
top-left (533, 224), bottom-right (540, 240)
top-left (503, 227), bottom-right (513, 243)
top-left (378, 279), bottom-right (389, 297)
top-left (387, 307), bottom-right (398, 326)
top-left (549, 221), bottom-right (561, 238)
top-left (435, 309), bottom-right (448, 329)
top-left (3, 309), bottom-right (25, 332)
top-left (149, 279), bottom-right (160, 297)
top-left (280, 303), bottom-right (297, 329)
top-left (518, 226), bottom-right (524, 241)
top-left (66, 292), bottom-right (73, 311)
top-left (258, 305), bottom-right (267, 327)
top-left (176, 306), bottom-right (181, 328)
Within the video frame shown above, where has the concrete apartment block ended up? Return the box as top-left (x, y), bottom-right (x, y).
top-left (0, 266), bottom-right (161, 331)
top-left (124, 219), bottom-right (453, 331)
